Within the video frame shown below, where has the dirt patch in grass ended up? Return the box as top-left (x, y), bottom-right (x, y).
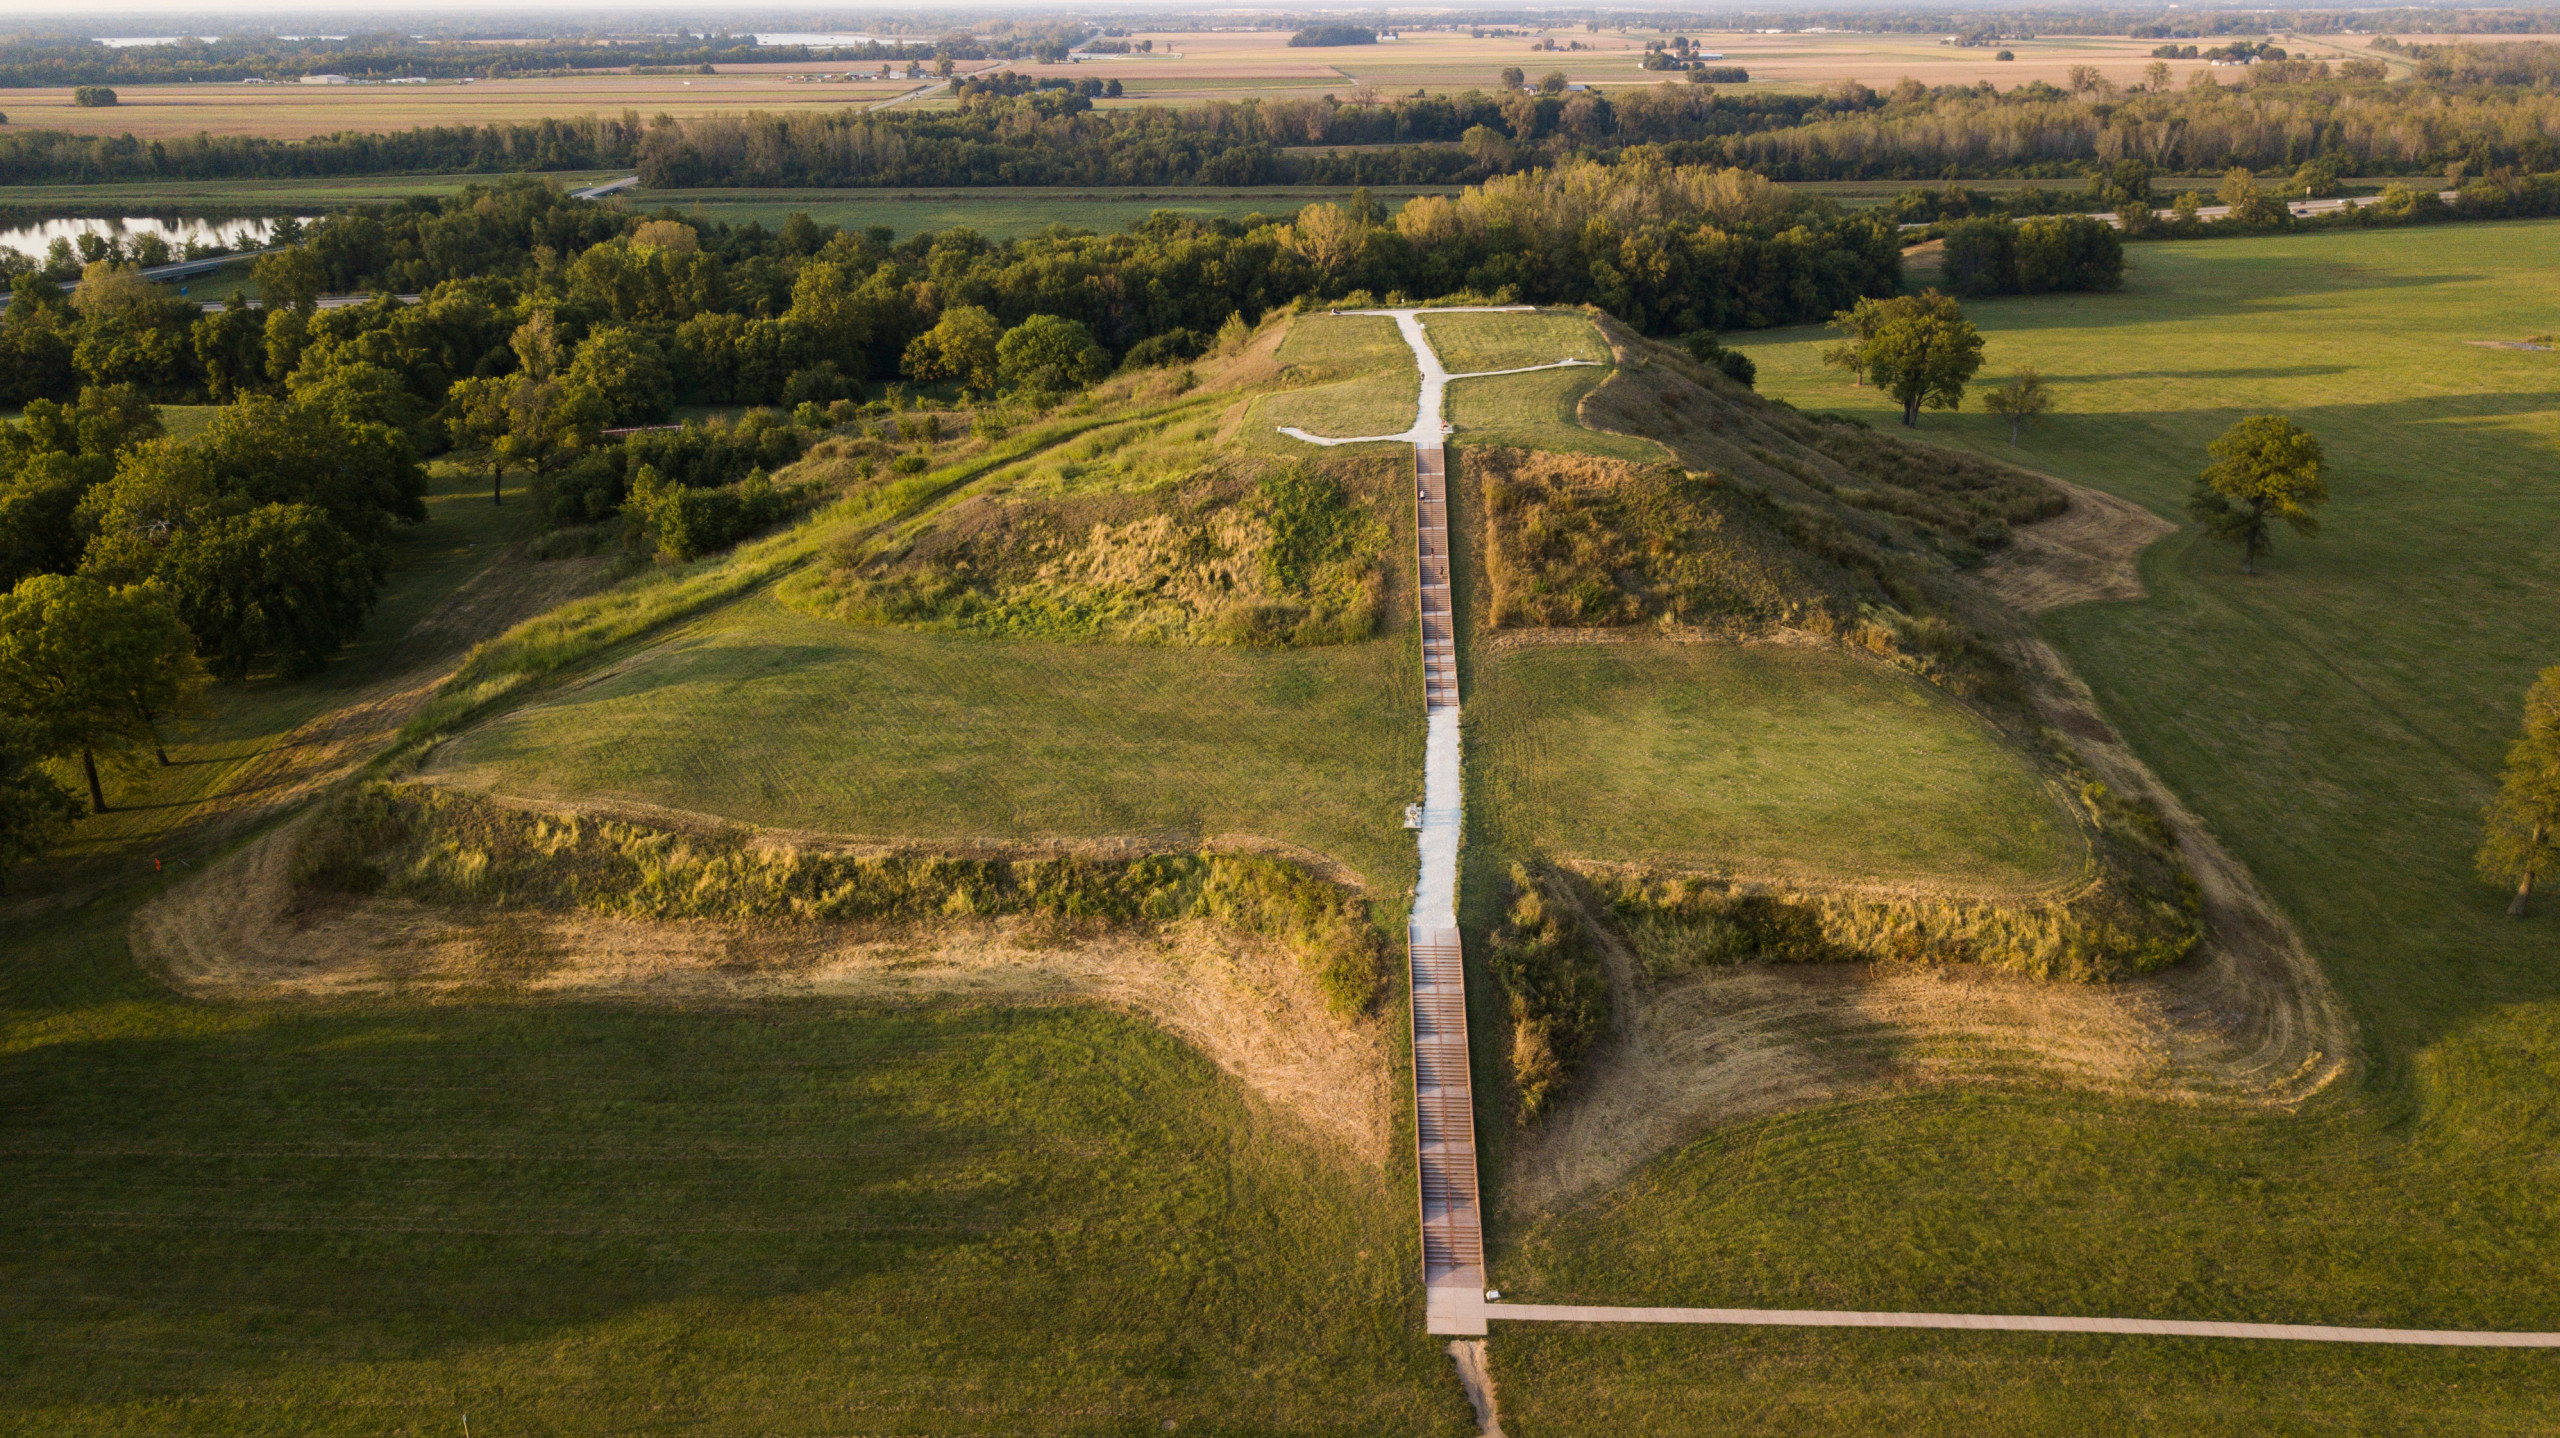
top-left (1977, 475), bottom-right (2178, 613)
top-left (131, 808), bottom-right (1401, 1165)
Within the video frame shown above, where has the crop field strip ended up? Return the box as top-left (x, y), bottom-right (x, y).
top-left (0, 26), bottom-right (2369, 142)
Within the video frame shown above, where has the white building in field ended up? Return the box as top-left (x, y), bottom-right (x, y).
top-left (299, 73), bottom-right (351, 84)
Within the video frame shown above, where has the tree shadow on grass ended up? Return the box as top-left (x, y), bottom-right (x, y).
top-left (2060, 365), bottom-right (2355, 383)
top-left (0, 996), bottom-right (1410, 1416)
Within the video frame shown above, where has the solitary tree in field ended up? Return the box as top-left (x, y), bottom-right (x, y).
top-left (2478, 666), bottom-right (2560, 917)
top-left (1862, 292), bottom-right (1986, 428)
top-left (1982, 368), bottom-right (2053, 444)
top-left (2186, 414), bottom-right (2328, 575)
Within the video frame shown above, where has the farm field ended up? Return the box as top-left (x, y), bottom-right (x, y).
top-left (1482, 219), bottom-right (2560, 1430)
top-left (0, 70), bottom-right (926, 140)
top-left (962, 27), bottom-right (2248, 103)
top-left (0, 24), bottom-right (2441, 146)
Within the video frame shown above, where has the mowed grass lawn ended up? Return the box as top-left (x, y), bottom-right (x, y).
top-left (1449, 368), bottom-right (1664, 462)
top-left (1470, 642), bottom-right (2083, 889)
top-left (0, 933), bottom-right (1466, 1435)
top-left (1487, 220), bottom-right (2560, 1432)
top-left (1419, 310), bottom-right (1661, 461)
top-left (1420, 309), bottom-right (1612, 373)
top-left (429, 595), bottom-right (1425, 895)
top-left (1251, 313), bottom-right (1420, 445)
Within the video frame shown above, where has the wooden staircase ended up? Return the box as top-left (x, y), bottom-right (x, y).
top-left (1409, 441), bottom-right (1486, 1333)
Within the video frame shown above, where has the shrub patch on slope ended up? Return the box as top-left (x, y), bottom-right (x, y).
top-left (1585, 772), bottom-right (2200, 984)
top-left (1476, 447), bottom-right (1857, 630)
top-left (795, 457), bottom-right (1396, 647)
top-left (299, 783), bottom-right (1390, 1016)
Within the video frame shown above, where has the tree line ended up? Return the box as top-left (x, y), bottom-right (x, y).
top-left (4, 65), bottom-right (2559, 189)
top-left (0, 161), bottom-right (1897, 670)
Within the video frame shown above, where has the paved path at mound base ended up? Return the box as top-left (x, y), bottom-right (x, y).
top-left (1488, 1303), bottom-right (2560, 1347)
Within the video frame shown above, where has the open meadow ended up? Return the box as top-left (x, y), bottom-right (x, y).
top-left (1474, 218), bottom-right (2560, 1433)
top-left (0, 68), bottom-right (923, 140)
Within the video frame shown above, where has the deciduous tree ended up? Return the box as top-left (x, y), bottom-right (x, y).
top-left (0, 574), bottom-right (202, 811)
top-left (157, 503), bottom-right (380, 682)
top-left (444, 374), bottom-right (514, 504)
top-left (0, 713), bottom-right (80, 892)
top-left (2187, 414), bottom-right (2328, 574)
top-left (1862, 291), bottom-right (1985, 427)
top-left (996, 315), bottom-right (1110, 393)
top-left (1820, 295), bottom-right (1894, 386)
top-left (2478, 667), bottom-right (2560, 917)
top-left (901, 305), bottom-right (1002, 391)
top-left (1982, 367), bottom-right (2052, 444)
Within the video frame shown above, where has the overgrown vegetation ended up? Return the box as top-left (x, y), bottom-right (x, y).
top-left (1487, 863), bottom-right (1610, 1118)
top-left (793, 456), bottom-right (1392, 647)
top-left (1479, 451), bottom-right (1851, 630)
top-left (1499, 337), bottom-right (2065, 700)
top-left (299, 781), bottom-right (1388, 1016)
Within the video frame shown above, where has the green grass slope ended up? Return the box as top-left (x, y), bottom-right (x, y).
top-left (1481, 218), bottom-right (2560, 1434)
top-left (0, 436), bottom-right (1470, 1433)
top-left (1472, 642), bottom-right (2082, 889)
top-left (2, 952), bottom-right (1465, 1435)
top-left (430, 594), bottom-right (1425, 894)
top-left (1250, 312), bottom-right (1422, 443)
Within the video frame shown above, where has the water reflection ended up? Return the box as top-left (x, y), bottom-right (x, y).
top-left (0, 215), bottom-right (313, 267)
